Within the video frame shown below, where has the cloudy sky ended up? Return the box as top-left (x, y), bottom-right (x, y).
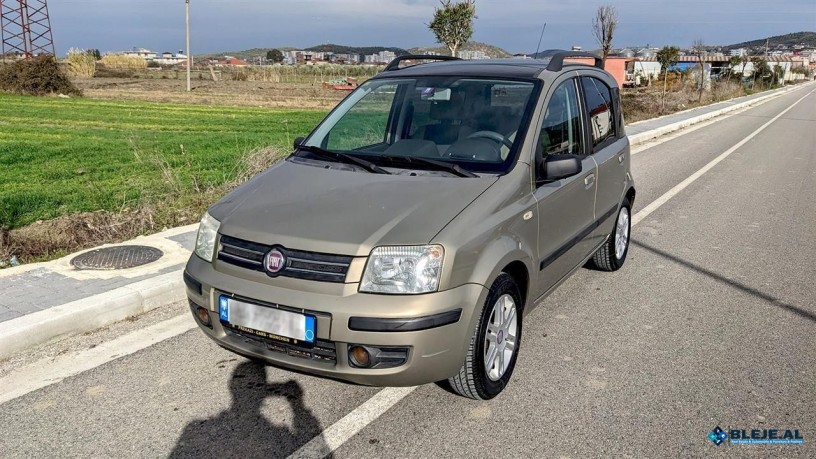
top-left (49, 0), bottom-right (816, 55)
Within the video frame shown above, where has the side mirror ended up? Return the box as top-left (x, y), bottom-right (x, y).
top-left (542, 154), bottom-right (582, 181)
top-left (293, 137), bottom-right (305, 149)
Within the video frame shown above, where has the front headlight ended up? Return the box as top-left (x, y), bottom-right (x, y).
top-left (194, 212), bottom-right (221, 262)
top-left (360, 245), bottom-right (444, 294)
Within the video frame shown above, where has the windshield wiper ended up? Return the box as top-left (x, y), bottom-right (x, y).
top-left (296, 145), bottom-right (391, 175)
top-left (378, 155), bottom-right (477, 178)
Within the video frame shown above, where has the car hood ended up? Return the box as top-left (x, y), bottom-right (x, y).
top-left (209, 160), bottom-right (497, 256)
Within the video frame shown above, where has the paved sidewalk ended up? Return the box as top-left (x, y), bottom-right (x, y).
top-left (0, 226), bottom-right (196, 323)
top-left (0, 81), bottom-right (812, 358)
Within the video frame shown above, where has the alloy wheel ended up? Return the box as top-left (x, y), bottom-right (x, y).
top-left (484, 294), bottom-right (518, 381)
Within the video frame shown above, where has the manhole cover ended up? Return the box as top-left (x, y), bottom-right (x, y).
top-left (71, 245), bottom-right (163, 270)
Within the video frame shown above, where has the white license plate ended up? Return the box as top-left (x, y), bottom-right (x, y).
top-left (218, 296), bottom-right (315, 344)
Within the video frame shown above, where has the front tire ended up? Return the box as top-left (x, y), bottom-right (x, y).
top-left (591, 198), bottom-right (631, 271)
top-left (449, 273), bottom-right (523, 400)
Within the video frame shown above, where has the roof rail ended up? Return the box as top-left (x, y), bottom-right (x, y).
top-left (537, 49), bottom-right (603, 72)
top-left (384, 54), bottom-right (460, 71)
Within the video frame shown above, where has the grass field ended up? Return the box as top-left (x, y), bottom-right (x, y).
top-left (0, 93), bottom-right (325, 232)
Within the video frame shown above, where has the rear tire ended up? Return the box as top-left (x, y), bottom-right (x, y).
top-left (449, 273), bottom-right (523, 400)
top-left (591, 198), bottom-right (631, 272)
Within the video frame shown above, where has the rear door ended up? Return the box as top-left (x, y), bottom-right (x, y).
top-left (579, 74), bottom-right (629, 246)
top-left (534, 77), bottom-right (598, 296)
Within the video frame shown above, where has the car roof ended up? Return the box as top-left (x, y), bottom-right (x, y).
top-left (371, 58), bottom-right (554, 80)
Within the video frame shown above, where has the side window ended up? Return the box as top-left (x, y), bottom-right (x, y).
top-left (540, 79), bottom-right (584, 157)
top-left (580, 77), bottom-right (616, 148)
top-left (325, 83), bottom-right (397, 150)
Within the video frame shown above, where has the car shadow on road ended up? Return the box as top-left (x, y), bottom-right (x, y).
top-left (633, 240), bottom-right (816, 323)
top-left (168, 361), bottom-right (331, 459)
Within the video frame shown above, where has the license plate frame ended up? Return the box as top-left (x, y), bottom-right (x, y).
top-left (218, 296), bottom-right (316, 346)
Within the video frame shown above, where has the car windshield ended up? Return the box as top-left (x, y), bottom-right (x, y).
top-left (302, 77), bottom-right (539, 174)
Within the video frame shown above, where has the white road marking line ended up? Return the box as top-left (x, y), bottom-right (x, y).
top-left (631, 88), bottom-right (815, 227)
top-left (286, 386), bottom-right (417, 459)
top-left (0, 314), bottom-right (196, 405)
top-left (3, 86), bottom-right (812, 454)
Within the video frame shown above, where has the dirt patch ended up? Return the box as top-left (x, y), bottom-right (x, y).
top-left (1, 209), bottom-right (155, 262)
top-left (622, 79), bottom-right (751, 123)
top-left (73, 77), bottom-right (347, 109)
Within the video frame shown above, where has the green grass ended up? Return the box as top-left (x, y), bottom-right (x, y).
top-left (0, 93), bottom-right (326, 229)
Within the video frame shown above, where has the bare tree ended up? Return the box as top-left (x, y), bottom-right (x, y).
top-left (692, 39), bottom-right (707, 102)
top-left (592, 5), bottom-right (618, 65)
top-left (428, 0), bottom-right (477, 57)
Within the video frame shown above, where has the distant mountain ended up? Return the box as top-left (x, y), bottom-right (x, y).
top-left (409, 41), bottom-right (513, 58)
top-left (305, 44), bottom-right (409, 56)
top-left (200, 41), bottom-right (514, 61)
top-left (722, 31), bottom-right (816, 50)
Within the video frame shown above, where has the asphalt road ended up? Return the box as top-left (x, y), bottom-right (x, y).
top-left (2, 84), bottom-right (815, 458)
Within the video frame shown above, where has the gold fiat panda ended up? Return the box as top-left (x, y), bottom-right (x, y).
top-left (184, 51), bottom-right (635, 399)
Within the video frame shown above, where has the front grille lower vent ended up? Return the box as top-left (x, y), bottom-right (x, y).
top-left (223, 323), bottom-right (337, 364)
top-left (218, 235), bottom-right (352, 283)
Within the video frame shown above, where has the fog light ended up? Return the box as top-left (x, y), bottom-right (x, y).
top-left (348, 345), bottom-right (409, 369)
top-left (349, 346), bottom-right (371, 368)
top-left (195, 306), bottom-right (212, 327)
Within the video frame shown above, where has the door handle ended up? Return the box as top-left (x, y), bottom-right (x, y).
top-left (618, 154), bottom-right (626, 164)
top-left (584, 173), bottom-right (595, 188)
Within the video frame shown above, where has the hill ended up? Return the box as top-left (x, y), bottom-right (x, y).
top-left (722, 31), bottom-right (816, 50)
top-left (201, 41), bottom-right (513, 61)
top-left (305, 44), bottom-right (408, 56)
top-left (409, 41), bottom-right (513, 58)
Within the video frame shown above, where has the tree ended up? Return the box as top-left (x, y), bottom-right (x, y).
top-left (740, 54), bottom-right (750, 78)
top-left (771, 64), bottom-right (785, 86)
top-left (656, 46), bottom-right (679, 112)
top-left (266, 49), bottom-right (284, 63)
top-left (428, 0), bottom-right (477, 57)
top-left (750, 56), bottom-right (770, 88)
top-left (691, 39), bottom-right (712, 101)
top-left (728, 55), bottom-right (742, 80)
top-left (592, 5), bottom-right (618, 65)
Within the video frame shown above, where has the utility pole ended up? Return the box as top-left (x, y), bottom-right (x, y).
top-left (1, 0), bottom-right (56, 60)
top-left (185, 0), bottom-right (191, 92)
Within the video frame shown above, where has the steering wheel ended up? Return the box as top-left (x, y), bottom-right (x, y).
top-left (467, 130), bottom-right (513, 149)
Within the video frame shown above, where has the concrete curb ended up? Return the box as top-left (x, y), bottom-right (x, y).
top-left (0, 271), bottom-right (185, 360)
top-left (1, 82), bottom-right (813, 360)
top-left (628, 82), bottom-right (814, 146)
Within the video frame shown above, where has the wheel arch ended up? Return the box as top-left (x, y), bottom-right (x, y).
top-left (500, 260), bottom-right (529, 308)
top-left (625, 186), bottom-right (636, 208)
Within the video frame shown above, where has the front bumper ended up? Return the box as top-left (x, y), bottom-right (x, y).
top-left (184, 255), bottom-right (487, 387)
